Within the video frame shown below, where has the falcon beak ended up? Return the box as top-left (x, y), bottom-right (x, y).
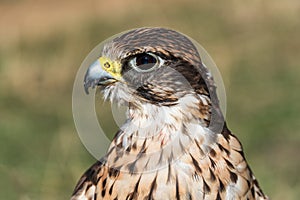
top-left (84, 57), bottom-right (122, 94)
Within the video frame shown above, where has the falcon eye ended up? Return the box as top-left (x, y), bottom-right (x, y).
top-left (129, 53), bottom-right (164, 72)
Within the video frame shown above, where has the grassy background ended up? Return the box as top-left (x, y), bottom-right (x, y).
top-left (0, 0), bottom-right (299, 199)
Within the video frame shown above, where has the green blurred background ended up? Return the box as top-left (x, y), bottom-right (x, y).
top-left (0, 0), bottom-right (299, 199)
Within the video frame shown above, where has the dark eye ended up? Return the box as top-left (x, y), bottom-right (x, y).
top-left (136, 53), bottom-right (157, 68)
top-left (129, 53), bottom-right (163, 72)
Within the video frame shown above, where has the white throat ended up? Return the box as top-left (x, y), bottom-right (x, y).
top-left (104, 94), bottom-right (216, 173)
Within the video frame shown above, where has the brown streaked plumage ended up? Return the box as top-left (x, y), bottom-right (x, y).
top-left (71, 27), bottom-right (268, 200)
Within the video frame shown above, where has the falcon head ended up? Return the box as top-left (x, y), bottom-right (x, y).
top-left (84, 27), bottom-right (223, 128)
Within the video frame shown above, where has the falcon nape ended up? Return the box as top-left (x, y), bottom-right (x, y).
top-left (71, 27), bottom-right (268, 200)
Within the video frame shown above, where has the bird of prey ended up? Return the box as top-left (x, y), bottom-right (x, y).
top-left (71, 27), bottom-right (268, 200)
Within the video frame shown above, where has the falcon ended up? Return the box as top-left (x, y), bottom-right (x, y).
top-left (71, 27), bottom-right (268, 200)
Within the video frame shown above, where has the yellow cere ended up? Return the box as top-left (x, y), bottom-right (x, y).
top-left (98, 57), bottom-right (122, 79)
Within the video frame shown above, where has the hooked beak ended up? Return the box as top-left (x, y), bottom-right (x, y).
top-left (84, 57), bottom-right (122, 94)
